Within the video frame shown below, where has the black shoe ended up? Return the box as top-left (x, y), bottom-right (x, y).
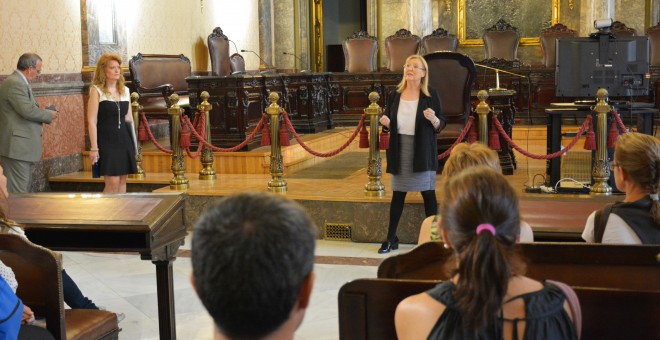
top-left (378, 239), bottom-right (399, 254)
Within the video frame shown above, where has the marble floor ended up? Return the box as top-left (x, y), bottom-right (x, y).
top-left (61, 236), bottom-right (415, 340)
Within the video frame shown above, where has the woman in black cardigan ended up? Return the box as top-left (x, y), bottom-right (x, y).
top-left (378, 54), bottom-right (445, 253)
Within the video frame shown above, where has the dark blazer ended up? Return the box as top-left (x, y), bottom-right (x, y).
top-left (384, 86), bottom-right (445, 174)
top-left (0, 71), bottom-right (53, 162)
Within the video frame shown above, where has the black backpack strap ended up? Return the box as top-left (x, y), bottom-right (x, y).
top-left (593, 203), bottom-right (614, 243)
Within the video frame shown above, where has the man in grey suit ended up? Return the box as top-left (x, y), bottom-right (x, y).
top-left (0, 53), bottom-right (58, 193)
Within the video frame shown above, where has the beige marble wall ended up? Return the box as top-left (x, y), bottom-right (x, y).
top-left (197, 0), bottom-right (261, 70)
top-left (0, 0), bottom-right (82, 74)
top-left (613, 0), bottom-right (645, 35)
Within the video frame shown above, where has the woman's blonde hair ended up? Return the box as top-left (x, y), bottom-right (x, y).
top-left (92, 53), bottom-right (125, 99)
top-left (441, 142), bottom-right (501, 183)
top-left (396, 55), bottom-right (430, 96)
top-left (614, 132), bottom-right (660, 225)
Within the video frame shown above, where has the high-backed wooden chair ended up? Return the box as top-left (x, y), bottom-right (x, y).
top-left (540, 23), bottom-right (577, 68)
top-left (229, 53), bottom-right (246, 75)
top-left (342, 31), bottom-right (379, 72)
top-left (128, 53), bottom-right (191, 118)
top-left (0, 234), bottom-right (119, 340)
top-left (647, 22), bottom-right (660, 65)
top-left (482, 19), bottom-right (521, 60)
top-left (424, 52), bottom-right (476, 160)
top-left (384, 29), bottom-right (421, 72)
top-left (420, 27), bottom-right (458, 55)
top-left (610, 20), bottom-right (637, 38)
top-left (208, 27), bottom-right (232, 76)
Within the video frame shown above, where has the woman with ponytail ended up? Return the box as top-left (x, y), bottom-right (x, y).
top-left (396, 167), bottom-right (578, 339)
top-left (582, 132), bottom-right (660, 244)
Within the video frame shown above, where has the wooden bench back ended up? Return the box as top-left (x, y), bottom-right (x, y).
top-left (378, 242), bottom-right (660, 292)
top-left (519, 199), bottom-right (608, 241)
top-left (339, 278), bottom-right (660, 340)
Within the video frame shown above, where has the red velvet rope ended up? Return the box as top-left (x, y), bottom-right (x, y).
top-left (437, 116), bottom-right (475, 160)
top-left (140, 112), bottom-right (173, 155)
top-left (611, 109), bottom-right (628, 133)
top-left (182, 112), bottom-right (206, 159)
top-left (282, 111), bottom-right (365, 157)
top-left (181, 114), bottom-right (267, 152)
top-left (493, 114), bottom-right (592, 160)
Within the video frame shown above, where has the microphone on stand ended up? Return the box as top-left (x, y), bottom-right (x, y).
top-left (240, 49), bottom-right (272, 73)
top-left (282, 51), bottom-right (309, 73)
top-left (474, 63), bottom-right (527, 91)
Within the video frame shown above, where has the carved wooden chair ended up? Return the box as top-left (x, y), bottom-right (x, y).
top-left (128, 53), bottom-right (191, 124)
top-left (420, 27), bottom-right (458, 55)
top-left (482, 19), bottom-right (521, 60)
top-left (540, 23), bottom-right (577, 68)
top-left (229, 53), bottom-right (246, 75)
top-left (384, 29), bottom-right (421, 72)
top-left (342, 31), bottom-right (379, 72)
top-left (208, 27), bottom-right (232, 76)
top-left (0, 234), bottom-right (119, 340)
top-left (610, 20), bottom-right (637, 38)
top-left (648, 22), bottom-right (660, 65)
top-left (424, 52), bottom-right (476, 162)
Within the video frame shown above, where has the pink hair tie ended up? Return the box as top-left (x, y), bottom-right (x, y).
top-left (476, 224), bottom-right (496, 236)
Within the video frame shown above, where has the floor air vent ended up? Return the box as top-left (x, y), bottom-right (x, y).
top-left (324, 223), bottom-right (352, 241)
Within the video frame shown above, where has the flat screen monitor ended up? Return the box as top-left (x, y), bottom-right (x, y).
top-left (555, 36), bottom-right (650, 98)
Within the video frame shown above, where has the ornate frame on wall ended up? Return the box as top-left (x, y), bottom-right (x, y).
top-left (458, 0), bottom-right (559, 46)
top-left (80, 0), bottom-right (127, 71)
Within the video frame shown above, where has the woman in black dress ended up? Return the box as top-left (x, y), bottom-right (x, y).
top-left (378, 54), bottom-right (445, 253)
top-left (87, 53), bottom-right (137, 193)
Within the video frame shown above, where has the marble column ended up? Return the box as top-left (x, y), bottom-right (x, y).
top-left (258, 0), bottom-right (274, 68)
top-left (579, 0), bottom-right (615, 36)
top-left (366, 0), bottom-right (378, 36)
top-left (410, 0), bottom-right (433, 37)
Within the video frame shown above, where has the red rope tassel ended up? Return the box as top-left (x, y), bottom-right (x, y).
top-left (138, 120), bottom-right (148, 142)
top-left (379, 128), bottom-right (389, 150)
top-left (467, 119), bottom-right (478, 144)
top-left (584, 117), bottom-right (596, 151)
top-left (179, 123), bottom-right (191, 148)
top-left (607, 118), bottom-right (619, 148)
top-left (488, 121), bottom-right (500, 151)
top-left (279, 122), bottom-right (290, 146)
top-left (260, 124), bottom-right (271, 146)
top-left (359, 121), bottom-right (369, 148)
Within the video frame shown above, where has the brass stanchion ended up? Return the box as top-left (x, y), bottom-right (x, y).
top-left (168, 94), bottom-right (189, 190)
top-left (590, 88), bottom-right (612, 194)
top-left (197, 91), bottom-right (216, 180)
top-left (266, 92), bottom-right (287, 193)
top-left (128, 92), bottom-right (145, 179)
top-left (476, 90), bottom-right (490, 144)
top-left (364, 92), bottom-right (385, 197)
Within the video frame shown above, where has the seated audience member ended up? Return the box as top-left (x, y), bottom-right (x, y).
top-left (191, 192), bottom-right (317, 340)
top-left (583, 132), bottom-right (660, 244)
top-left (418, 142), bottom-right (533, 244)
top-left (396, 167), bottom-right (578, 339)
top-left (0, 164), bottom-right (110, 313)
top-left (0, 262), bottom-right (55, 339)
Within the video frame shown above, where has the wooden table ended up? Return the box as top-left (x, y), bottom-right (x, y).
top-left (9, 192), bottom-right (187, 340)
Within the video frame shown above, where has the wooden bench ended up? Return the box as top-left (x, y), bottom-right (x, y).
top-left (378, 242), bottom-right (660, 292)
top-left (338, 278), bottom-right (660, 340)
top-left (519, 196), bottom-right (615, 241)
top-left (128, 53), bottom-right (191, 126)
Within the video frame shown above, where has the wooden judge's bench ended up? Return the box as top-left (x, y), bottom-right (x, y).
top-left (186, 64), bottom-right (660, 150)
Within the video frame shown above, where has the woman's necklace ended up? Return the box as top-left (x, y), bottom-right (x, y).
top-left (112, 92), bottom-right (121, 129)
